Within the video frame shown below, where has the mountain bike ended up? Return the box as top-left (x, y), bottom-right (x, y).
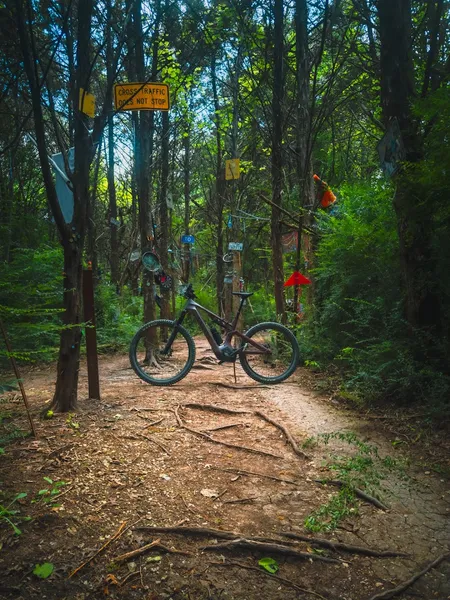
top-left (129, 283), bottom-right (299, 386)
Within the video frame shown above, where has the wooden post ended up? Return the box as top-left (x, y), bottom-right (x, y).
top-left (83, 266), bottom-right (100, 399)
top-left (0, 318), bottom-right (37, 437)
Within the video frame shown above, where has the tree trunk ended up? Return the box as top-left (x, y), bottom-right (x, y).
top-left (52, 0), bottom-right (94, 411)
top-left (106, 0), bottom-right (119, 287)
top-left (378, 0), bottom-right (441, 338)
top-left (15, 0), bottom-right (93, 411)
top-left (294, 0), bottom-right (314, 313)
top-left (271, 0), bottom-right (285, 320)
top-left (211, 54), bottom-right (225, 315)
top-left (182, 123), bottom-right (191, 283)
top-left (159, 110), bottom-right (171, 319)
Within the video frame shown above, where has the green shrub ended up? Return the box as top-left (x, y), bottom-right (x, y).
top-left (0, 247), bottom-right (63, 365)
top-left (301, 179), bottom-right (450, 407)
top-left (93, 283), bottom-right (143, 351)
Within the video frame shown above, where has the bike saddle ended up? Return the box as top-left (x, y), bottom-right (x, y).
top-left (232, 292), bottom-right (254, 298)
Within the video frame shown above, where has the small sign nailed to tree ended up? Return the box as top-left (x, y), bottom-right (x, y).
top-left (181, 234), bottom-right (195, 244)
top-left (228, 242), bottom-right (243, 251)
top-left (225, 159), bottom-right (240, 180)
top-left (114, 83), bottom-right (170, 111)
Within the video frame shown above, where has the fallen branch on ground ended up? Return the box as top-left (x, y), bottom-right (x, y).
top-left (314, 480), bottom-right (389, 511)
top-left (138, 433), bottom-right (170, 455)
top-left (223, 497), bottom-right (257, 504)
top-left (179, 495), bottom-right (197, 515)
top-left (367, 552), bottom-right (450, 600)
top-left (174, 405), bottom-right (283, 459)
top-left (113, 538), bottom-right (161, 562)
top-left (212, 489), bottom-right (229, 502)
top-left (255, 410), bottom-right (310, 459)
top-left (211, 560), bottom-right (327, 600)
top-left (142, 418), bottom-right (164, 429)
top-left (212, 466), bottom-right (299, 485)
top-left (201, 538), bottom-right (341, 564)
top-left (181, 403), bottom-right (251, 415)
top-left (281, 532), bottom-right (409, 558)
top-left (113, 539), bottom-right (193, 563)
top-left (129, 407), bottom-right (166, 412)
top-left (69, 521), bottom-right (127, 578)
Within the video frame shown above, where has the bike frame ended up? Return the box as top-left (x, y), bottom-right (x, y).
top-left (165, 296), bottom-right (271, 362)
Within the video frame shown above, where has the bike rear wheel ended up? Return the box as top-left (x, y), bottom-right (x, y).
top-left (239, 321), bottom-right (299, 384)
top-left (129, 319), bottom-right (195, 385)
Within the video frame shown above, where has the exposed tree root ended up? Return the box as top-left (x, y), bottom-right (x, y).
top-left (180, 403), bottom-right (309, 459)
top-left (201, 538), bottom-right (342, 564)
top-left (315, 479), bottom-right (389, 511)
top-left (254, 410), bottom-right (309, 459)
top-left (210, 382), bottom-right (273, 390)
top-left (367, 552), bottom-right (450, 600)
top-left (281, 532), bottom-right (409, 558)
top-left (212, 466), bottom-right (299, 485)
top-left (202, 423), bottom-right (245, 433)
top-left (136, 526), bottom-right (340, 563)
top-left (191, 364), bottom-right (216, 371)
top-left (210, 560), bottom-right (327, 599)
top-left (174, 405), bottom-right (283, 459)
top-left (136, 525), bottom-right (239, 540)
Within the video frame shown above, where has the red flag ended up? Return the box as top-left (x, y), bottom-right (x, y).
top-left (283, 271), bottom-right (311, 286)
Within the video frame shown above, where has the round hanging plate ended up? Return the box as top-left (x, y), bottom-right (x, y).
top-left (142, 251), bottom-right (162, 272)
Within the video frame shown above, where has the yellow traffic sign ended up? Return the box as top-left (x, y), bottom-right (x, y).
top-left (114, 82), bottom-right (170, 111)
top-left (79, 88), bottom-right (95, 118)
top-left (225, 158), bottom-right (240, 180)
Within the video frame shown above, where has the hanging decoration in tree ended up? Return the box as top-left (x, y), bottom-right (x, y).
top-left (284, 271), bottom-right (311, 286)
top-left (142, 251), bottom-right (162, 272)
top-left (313, 174), bottom-right (336, 208)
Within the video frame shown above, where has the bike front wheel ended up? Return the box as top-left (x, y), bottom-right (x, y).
top-left (129, 319), bottom-right (195, 385)
top-left (239, 322), bottom-right (299, 384)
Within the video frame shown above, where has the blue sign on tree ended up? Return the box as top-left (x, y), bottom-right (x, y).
top-left (181, 234), bottom-right (195, 244)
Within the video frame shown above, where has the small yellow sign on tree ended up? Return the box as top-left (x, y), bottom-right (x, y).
top-left (79, 89), bottom-right (95, 118)
top-left (225, 159), bottom-right (240, 180)
top-left (114, 82), bottom-right (170, 111)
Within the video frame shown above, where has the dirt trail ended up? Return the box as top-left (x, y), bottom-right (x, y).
top-left (0, 340), bottom-right (449, 600)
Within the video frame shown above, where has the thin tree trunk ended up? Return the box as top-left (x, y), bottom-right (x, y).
top-left (159, 110), bottom-right (171, 319)
top-left (106, 0), bottom-right (119, 287)
top-left (211, 54), bottom-right (225, 315)
top-left (271, 0), bottom-right (285, 320)
top-left (294, 0), bottom-right (314, 313)
top-left (182, 122), bottom-right (191, 284)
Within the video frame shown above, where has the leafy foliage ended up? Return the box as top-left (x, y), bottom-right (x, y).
top-left (301, 180), bottom-right (450, 406)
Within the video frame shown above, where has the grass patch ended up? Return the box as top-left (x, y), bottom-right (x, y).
top-left (304, 431), bottom-right (406, 532)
